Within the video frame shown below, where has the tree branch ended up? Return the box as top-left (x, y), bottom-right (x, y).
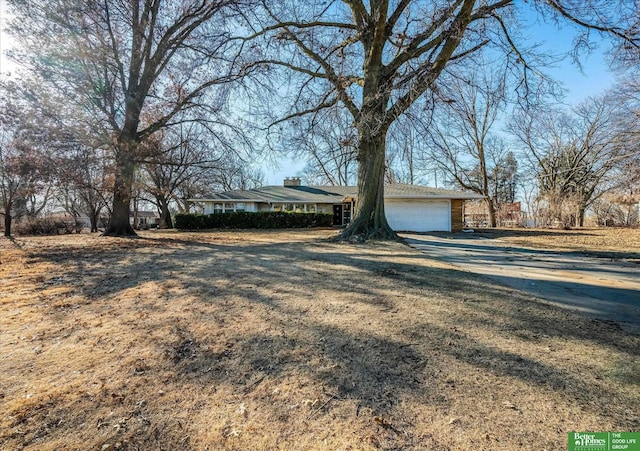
top-left (280, 29), bottom-right (360, 118)
top-left (341, 0), bottom-right (370, 30)
top-left (384, 0), bottom-right (478, 127)
top-left (270, 98), bottom-right (339, 127)
top-left (546, 0), bottom-right (640, 49)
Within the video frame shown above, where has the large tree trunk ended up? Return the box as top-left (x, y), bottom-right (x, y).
top-left (3, 213), bottom-right (11, 237)
top-left (158, 196), bottom-right (173, 229)
top-left (73, 214), bottom-right (83, 233)
top-left (338, 131), bottom-right (397, 241)
top-left (577, 204), bottom-right (586, 227)
top-left (487, 198), bottom-right (497, 228)
top-left (103, 149), bottom-right (136, 237)
top-left (89, 210), bottom-right (99, 233)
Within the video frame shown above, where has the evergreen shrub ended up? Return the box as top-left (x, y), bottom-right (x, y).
top-left (175, 212), bottom-right (332, 230)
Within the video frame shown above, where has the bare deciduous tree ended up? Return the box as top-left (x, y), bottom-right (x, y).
top-left (0, 131), bottom-right (52, 236)
top-left (8, 0), bottom-right (252, 236)
top-left (138, 121), bottom-right (259, 228)
top-left (284, 108), bottom-right (358, 186)
top-left (54, 144), bottom-right (113, 233)
top-left (424, 62), bottom-right (512, 227)
top-left (512, 96), bottom-right (630, 227)
top-left (249, 0), bottom-right (638, 240)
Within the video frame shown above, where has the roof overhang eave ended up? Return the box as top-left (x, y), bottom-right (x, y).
top-left (384, 194), bottom-right (486, 200)
top-left (187, 198), bottom-right (265, 203)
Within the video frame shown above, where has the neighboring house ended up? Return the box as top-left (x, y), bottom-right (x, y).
top-left (189, 178), bottom-right (483, 232)
top-left (131, 210), bottom-right (161, 229)
top-left (464, 200), bottom-right (524, 228)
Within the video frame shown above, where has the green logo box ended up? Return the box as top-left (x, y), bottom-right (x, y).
top-left (569, 432), bottom-right (640, 451)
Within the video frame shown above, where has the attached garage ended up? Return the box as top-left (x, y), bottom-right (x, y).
top-left (385, 199), bottom-right (451, 232)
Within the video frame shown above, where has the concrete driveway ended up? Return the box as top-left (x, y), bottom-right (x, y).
top-left (403, 233), bottom-right (640, 334)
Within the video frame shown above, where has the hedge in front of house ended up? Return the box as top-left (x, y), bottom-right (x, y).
top-left (175, 212), bottom-right (333, 230)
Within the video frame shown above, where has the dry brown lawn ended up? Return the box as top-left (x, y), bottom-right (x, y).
top-left (469, 227), bottom-right (640, 262)
top-left (1, 228), bottom-right (638, 451)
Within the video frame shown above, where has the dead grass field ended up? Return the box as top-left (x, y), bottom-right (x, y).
top-left (1, 228), bottom-right (639, 450)
top-left (470, 227), bottom-right (640, 262)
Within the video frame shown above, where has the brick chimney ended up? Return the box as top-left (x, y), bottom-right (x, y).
top-left (284, 177), bottom-right (301, 187)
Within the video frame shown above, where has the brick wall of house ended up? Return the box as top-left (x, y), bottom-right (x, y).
top-left (451, 200), bottom-right (464, 232)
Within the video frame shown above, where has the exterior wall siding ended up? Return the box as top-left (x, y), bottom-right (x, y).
top-left (451, 199), bottom-right (464, 232)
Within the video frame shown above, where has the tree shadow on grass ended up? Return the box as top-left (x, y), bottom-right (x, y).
top-left (24, 232), bottom-right (639, 353)
top-left (17, 232), bottom-right (640, 442)
top-left (156, 307), bottom-right (639, 439)
top-left (164, 323), bottom-right (428, 413)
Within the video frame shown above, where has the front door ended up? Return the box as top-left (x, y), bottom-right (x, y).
top-left (332, 204), bottom-right (343, 226)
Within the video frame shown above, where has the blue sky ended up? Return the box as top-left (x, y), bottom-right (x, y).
top-left (520, 5), bottom-right (618, 106)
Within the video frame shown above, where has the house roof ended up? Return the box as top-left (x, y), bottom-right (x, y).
top-left (191, 183), bottom-right (483, 204)
top-left (383, 184), bottom-right (484, 199)
top-left (131, 210), bottom-right (160, 218)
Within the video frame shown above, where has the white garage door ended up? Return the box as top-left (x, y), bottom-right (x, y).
top-left (385, 200), bottom-right (450, 232)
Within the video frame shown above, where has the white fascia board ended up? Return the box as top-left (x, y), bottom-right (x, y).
top-left (195, 198), bottom-right (342, 204)
top-left (383, 194), bottom-right (485, 200)
top-left (187, 198), bottom-right (264, 202)
top-left (268, 199), bottom-right (343, 204)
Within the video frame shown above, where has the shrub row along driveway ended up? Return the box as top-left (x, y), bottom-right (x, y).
top-left (403, 233), bottom-right (640, 334)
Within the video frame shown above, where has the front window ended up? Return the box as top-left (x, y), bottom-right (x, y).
top-left (235, 203), bottom-right (246, 212)
top-left (224, 203), bottom-right (234, 212)
top-left (213, 203), bottom-right (222, 214)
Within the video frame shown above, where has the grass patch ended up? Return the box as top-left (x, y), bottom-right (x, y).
top-left (607, 359), bottom-right (640, 386)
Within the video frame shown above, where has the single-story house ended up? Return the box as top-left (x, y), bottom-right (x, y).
top-left (131, 210), bottom-right (161, 228)
top-left (189, 178), bottom-right (483, 232)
